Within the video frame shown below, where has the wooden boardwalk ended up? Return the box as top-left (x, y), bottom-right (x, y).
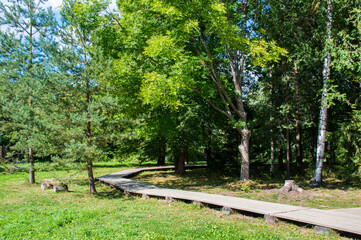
top-left (96, 165), bottom-right (361, 236)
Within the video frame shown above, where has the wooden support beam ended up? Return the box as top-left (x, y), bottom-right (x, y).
top-left (193, 201), bottom-right (204, 208)
top-left (166, 196), bottom-right (174, 203)
top-left (264, 214), bottom-right (278, 225)
top-left (314, 226), bottom-right (331, 235)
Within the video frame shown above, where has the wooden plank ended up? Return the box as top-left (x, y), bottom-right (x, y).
top-left (96, 166), bottom-right (361, 236)
top-left (274, 208), bottom-right (361, 235)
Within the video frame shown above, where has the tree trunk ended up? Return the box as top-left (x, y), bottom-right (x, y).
top-left (86, 79), bottom-right (97, 193)
top-left (295, 108), bottom-right (303, 168)
top-left (157, 139), bottom-right (166, 166)
top-left (295, 83), bottom-right (303, 169)
top-left (294, 63), bottom-right (303, 169)
top-left (327, 140), bottom-right (333, 177)
top-left (28, 1), bottom-right (35, 185)
top-left (238, 129), bottom-right (251, 181)
top-left (204, 147), bottom-right (211, 166)
top-left (29, 147), bottom-right (35, 184)
top-left (314, 0), bottom-right (332, 186)
top-left (270, 80), bottom-right (275, 175)
top-left (285, 81), bottom-right (291, 179)
top-left (174, 151), bottom-right (185, 175)
top-left (278, 145), bottom-right (284, 171)
top-left (87, 157), bottom-right (97, 194)
top-left (270, 132), bottom-right (275, 175)
top-left (184, 147), bottom-right (189, 165)
top-left (157, 155), bottom-right (165, 166)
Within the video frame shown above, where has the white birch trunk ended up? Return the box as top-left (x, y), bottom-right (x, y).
top-left (315, 0), bottom-right (332, 185)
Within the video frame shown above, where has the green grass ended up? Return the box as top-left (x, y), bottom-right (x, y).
top-left (0, 166), bottom-right (348, 239)
top-left (133, 168), bottom-right (361, 210)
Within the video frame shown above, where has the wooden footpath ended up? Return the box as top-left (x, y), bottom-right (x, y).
top-left (96, 165), bottom-right (361, 237)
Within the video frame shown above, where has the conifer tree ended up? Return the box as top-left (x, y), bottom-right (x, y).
top-left (0, 0), bottom-right (55, 183)
top-left (57, 0), bottom-right (114, 193)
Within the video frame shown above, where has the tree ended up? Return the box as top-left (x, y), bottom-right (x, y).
top-left (56, 0), bottom-right (115, 194)
top-left (314, 0), bottom-right (333, 186)
top-left (0, 0), bottom-right (55, 183)
top-left (109, 0), bottom-right (286, 180)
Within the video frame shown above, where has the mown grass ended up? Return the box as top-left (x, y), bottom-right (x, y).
top-left (134, 168), bottom-right (361, 210)
top-left (0, 166), bottom-right (349, 239)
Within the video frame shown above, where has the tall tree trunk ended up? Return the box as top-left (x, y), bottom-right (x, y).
top-left (87, 157), bottom-right (96, 194)
top-left (184, 147), bottom-right (189, 165)
top-left (238, 129), bottom-right (251, 180)
top-left (157, 138), bottom-right (166, 166)
top-left (86, 81), bottom-right (96, 194)
top-left (196, 0), bottom-right (251, 180)
top-left (29, 148), bottom-right (35, 184)
top-left (295, 110), bottom-right (303, 167)
top-left (294, 66), bottom-right (303, 169)
top-left (174, 150), bottom-right (185, 175)
top-left (278, 139), bottom-right (284, 171)
top-left (314, 0), bottom-right (332, 186)
top-left (327, 140), bottom-right (333, 177)
top-left (203, 127), bottom-right (212, 167)
top-left (285, 81), bottom-right (291, 179)
top-left (204, 147), bottom-right (211, 166)
top-left (270, 77), bottom-right (275, 175)
top-left (270, 133), bottom-right (275, 175)
top-left (28, 1), bottom-right (35, 184)
top-left (157, 155), bottom-right (165, 166)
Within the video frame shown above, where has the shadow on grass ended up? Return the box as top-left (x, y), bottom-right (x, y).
top-left (134, 168), bottom-right (237, 191)
top-left (95, 188), bottom-right (126, 199)
top-left (134, 167), bottom-right (361, 192)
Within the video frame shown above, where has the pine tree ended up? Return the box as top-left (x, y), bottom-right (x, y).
top-left (0, 0), bottom-right (55, 183)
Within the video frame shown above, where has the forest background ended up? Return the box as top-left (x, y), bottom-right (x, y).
top-left (0, 0), bottom-right (360, 194)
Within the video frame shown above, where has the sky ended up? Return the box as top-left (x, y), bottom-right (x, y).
top-left (0, 0), bottom-right (118, 32)
top-left (44, 0), bottom-right (118, 15)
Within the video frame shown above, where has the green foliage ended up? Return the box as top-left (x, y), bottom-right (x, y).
top-left (335, 108), bottom-right (361, 181)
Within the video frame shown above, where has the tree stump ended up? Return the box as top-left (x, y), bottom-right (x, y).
top-left (279, 180), bottom-right (303, 193)
top-left (41, 179), bottom-right (68, 192)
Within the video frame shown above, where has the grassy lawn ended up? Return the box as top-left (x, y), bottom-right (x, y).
top-left (0, 166), bottom-right (351, 239)
top-left (133, 168), bottom-right (361, 210)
